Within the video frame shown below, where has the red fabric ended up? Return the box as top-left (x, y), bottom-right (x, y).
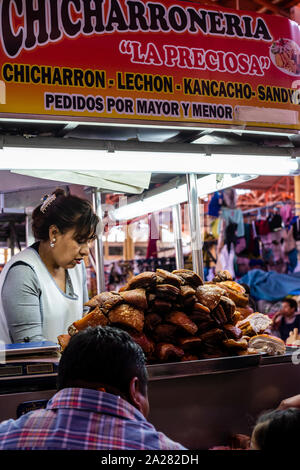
top-left (255, 219), bottom-right (271, 236)
top-left (146, 214), bottom-right (159, 258)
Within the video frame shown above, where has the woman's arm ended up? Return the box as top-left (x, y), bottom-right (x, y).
top-left (1, 263), bottom-right (45, 343)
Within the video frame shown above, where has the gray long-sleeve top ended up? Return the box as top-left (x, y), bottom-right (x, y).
top-left (1, 244), bottom-right (89, 343)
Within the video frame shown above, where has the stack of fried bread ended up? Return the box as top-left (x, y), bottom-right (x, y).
top-left (58, 269), bottom-right (281, 363)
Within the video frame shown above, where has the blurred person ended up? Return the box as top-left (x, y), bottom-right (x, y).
top-left (271, 298), bottom-right (300, 342)
top-left (0, 326), bottom-right (186, 450)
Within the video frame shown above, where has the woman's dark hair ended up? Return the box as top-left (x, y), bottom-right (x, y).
top-left (57, 326), bottom-right (148, 397)
top-left (252, 408), bottom-right (300, 450)
top-left (32, 188), bottom-right (99, 242)
top-left (282, 298), bottom-right (298, 312)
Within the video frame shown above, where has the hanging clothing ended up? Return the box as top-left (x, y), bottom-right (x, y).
top-left (210, 217), bottom-right (220, 239)
top-left (221, 208), bottom-right (245, 237)
top-left (283, 226), bottom-right (297, 254)
top-left (255, 219), bottom-right (270, 236)
top-left (222, 188), bottom-right (237, 209)
top-left (280, 204), bottom-right (292, 226)
top-left (268, 213), bottom-right (283, 232)
top-left (224, 221), bottom-right (238, 252)
top-left (217, 244), bottom-right (236, 278)
top-left (292, 217), bottom-right (300, 241)
top-left (287, 248), bottom-right (298, 273)
top-left (208, 191), bottom-right (223, 217)
top-left (235, 237), bottom-right (247, 255)
top-left (244, 223), bottom-right (251, 250)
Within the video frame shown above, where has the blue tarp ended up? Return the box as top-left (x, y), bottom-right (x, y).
top-left (240, 269), bottom-right (300, 301)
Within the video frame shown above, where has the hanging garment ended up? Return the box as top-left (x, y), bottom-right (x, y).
top-left (292, 217), bottom-right (300, 241)
top-left (268, 213), bottom-right (283, 232)
top-left (251, 220), bottom-right (257, 238)
top-left (280, 204), bottom-right (292, 225)
top-left (210, 217), bottom-right (220, 239)
top-left (235, 237), bottom-right (247, 255)
top-left (224, 221), bottom-right (238, 252)
top-left (283, 226), bottom-right (297, 253)
top-left (244, 223), bottom-right (251, 250)
top-left (217, 244), bottom-right (236, 278)
top-left (255, 219), bottom-right (271, 236)
top-left (221, 208), bottom-right (245, 237)
top-left (287, 248), bottom-right (298, 273)
top-left (222, 188), bottom-right (237, 209)
top-left (208, 191), bottom-right (224, 217)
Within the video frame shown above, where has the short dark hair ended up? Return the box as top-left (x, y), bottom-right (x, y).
top-left (57, 326), bottom-right (148, 396)
top-left (239, 283), bottom-right (250, 295)
top-left (32, 188), bottom-right (99, 242)
top-left (282, 298), bottom-right (298, 312)
top-left (252, 408), bottom-right (300, 450)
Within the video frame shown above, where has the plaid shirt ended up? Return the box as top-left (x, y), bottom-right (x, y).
top-left (0, 387), bottom-right (186, 450)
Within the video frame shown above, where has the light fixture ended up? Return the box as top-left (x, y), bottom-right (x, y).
top-left (0, 117), bottom-right (298, 137)
top-left (0, 147), bottom-right (298, 176)
top-left (112, 174), bottom-right (256, 221)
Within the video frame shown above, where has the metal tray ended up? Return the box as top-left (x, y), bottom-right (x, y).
top-left (147, 353), bottom-right (263, 381)
top-left (259, 347), bottom-right (299, 365)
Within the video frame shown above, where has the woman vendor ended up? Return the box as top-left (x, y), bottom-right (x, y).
top-left (0, 188), bottom-right (99, 344)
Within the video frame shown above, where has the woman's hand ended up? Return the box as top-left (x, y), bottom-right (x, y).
top-left (278, 394), bottom-right (300, 410)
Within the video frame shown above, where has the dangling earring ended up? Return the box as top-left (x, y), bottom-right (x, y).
top-left (50, 238), bottom-right (56, 248)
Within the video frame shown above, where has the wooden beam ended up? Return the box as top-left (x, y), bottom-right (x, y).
top-left (257, 0), bottom-right (284, 14)
top-left (253, 0), bottom-right (290, 16)
top-left (283, 0), bottom-right (300, 9)
top-left (188, 0), bottom-right (218, 5)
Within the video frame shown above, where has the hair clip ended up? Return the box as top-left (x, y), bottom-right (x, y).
top-left (40, 194), bottom-right (56, 213)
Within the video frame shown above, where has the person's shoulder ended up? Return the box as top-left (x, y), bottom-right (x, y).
top-left (0, 418), bottom-right (15, 432)
top-left (4, 261), bottom-right (40, 290)
top-left (156, 431), bottom-right (187, 450)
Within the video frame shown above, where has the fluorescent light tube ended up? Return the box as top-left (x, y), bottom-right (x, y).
top-left (113, 174), bottom-right (255, 221)
top-left (210, 154), bottom-right (299, 175)
top-left (0, 118), bottom-right (297, 137)
top-left (0, 147), bottom-right (298, 175)
top-left (114, 184), bottom-right (188, 220)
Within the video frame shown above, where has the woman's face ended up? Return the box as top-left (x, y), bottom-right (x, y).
top-left (50, 226), bottom-right (93, 269)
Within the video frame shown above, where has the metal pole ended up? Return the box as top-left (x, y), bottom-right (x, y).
top-left (186, 174), bottom-right (204, 279)
top-left (92, 189), bottom-right (106, 293)
top-left (25, 209), bottom-right (34, 247)
top-left (172, 204), bottom-right (184, 269)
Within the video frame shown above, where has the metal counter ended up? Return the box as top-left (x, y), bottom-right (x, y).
top-left (1, 351), bottom-right (300, 449)
top-left (147, 349), bottom-right (300, 449)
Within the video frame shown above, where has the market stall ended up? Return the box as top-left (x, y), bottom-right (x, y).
top-left (1, 0), bottom-right (300, 451)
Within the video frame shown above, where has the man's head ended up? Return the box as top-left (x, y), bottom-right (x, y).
top-left (281, 298), bottom-right (298, 318)
top-left (57, 326), bottom-right (149, 417)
